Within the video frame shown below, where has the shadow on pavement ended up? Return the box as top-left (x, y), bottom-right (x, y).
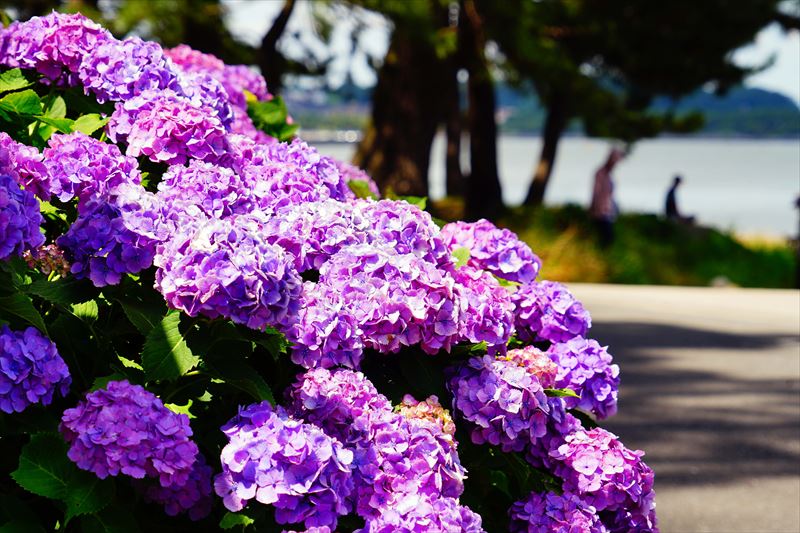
top-left (586, 321), bottom-right (800, 488)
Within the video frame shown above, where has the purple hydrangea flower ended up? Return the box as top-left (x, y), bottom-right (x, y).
top-left (42, 132), bottom-right (141, 206)
top-left (358, 495), bottom-right (484, 533)
top-left (319, 243), bottom-right (463, 355)
top-left (508, 491), bottom-right (607, 533)
top-left (57, 184), bottom-right (159, 287)
top-left (447, 347), bottom-right (558, 452)
top-left (550, 428), bottom-right (658, 530)
top-left (440, 219), bottom-right (541, 284)
top-left (512, 281), bottom-right (592, 344)
top-left (0, 326), bottom-right (70, 414)
top-left (287, 368), bottom-right (393, 443)
top-left (396, 394), bottom-right (457, 446)
top-left (336, 159), bottom-right (380, 199)
top-left (0, 172), bottom-right (45, 260)
top-left (283, 528), bottom-right (331, 533)
top-left (215, 401), bottom-right (354, 529)
top-left (139, 454), bottom-right (214, 521)
top-left (0, 132), bottom-right (50, 200)
top-left (547, 337), bottom-right (620, 419)
top-left (154, 216), bottom-right (302, 331)
top-left (78, 36), bottom-right (181, 103)
top-left (0, 12), bottom-right (110, 84)
top-left (107, 89), bottom-right (228, 165)
top-left (452, 264), bottom-right (515, 352)
top-left (60, 380), bottom-right (199, 485)
top-left (177, 70), bottom-right (234, 128)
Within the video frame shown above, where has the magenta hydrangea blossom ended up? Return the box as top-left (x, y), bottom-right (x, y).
top-left (550, 428), bottom-right (658, 531)
top-left (0, 326), bottom-right (70, 414)
top-left (0, 12), bottom-right (110, 84)
top-left (508, 491), bottom-right (607, 533)
top-left (78, 36), bottom-right (181, 103)
top-left (139, 454), bottom-right (214, 521)
top-left (0, 132), bottom-right (50, 200)
top-left (107, 89), bottom-right (228, 165)
top-left (452, 264), bottom-right (515, 352)
top-left (448, 347), bottom-right (558, 452)
top-left (513, 280), bottom-right (592, 344)
top-left (358, 495), bottom-right (484, 533)
top-left (42, 132), bottom-right (142, 205)
top-left (0, 172), bottom-right (45, 261)
top-left (60, 380), bottom-right (199, 486)
top-left (154, 216), bottom-right (302, 331)
top-left (215, 401), bottom-right (354, 529)
top-left (547, 337), bottom-right (620, 419)
top-left (56, 184), bottom-right (159, 287)
top-left (440, 219), bottom-right (541, 284)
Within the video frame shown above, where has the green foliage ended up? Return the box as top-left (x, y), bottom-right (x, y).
top-left (246, 94), bottom-right (299, 142)
top-left (347, 179), bottom-right (379, 200)
top-left (141, 311), bottom-right (200, 382)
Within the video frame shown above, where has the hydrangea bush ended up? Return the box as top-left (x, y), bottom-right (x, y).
top-left (0, 12), bottom-right (657, 532)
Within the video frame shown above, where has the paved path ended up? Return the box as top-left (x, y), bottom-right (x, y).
top-left (569, 284), bottom-right (800, 533)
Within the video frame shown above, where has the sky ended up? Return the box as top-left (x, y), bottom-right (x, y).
top-left (223, 0), bottom-right (800, 104)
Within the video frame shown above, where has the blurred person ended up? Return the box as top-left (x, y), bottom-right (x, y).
top-left (589, 147), bottom-right (625, 247)
top-left (665, 175), bottom-right (695, 224)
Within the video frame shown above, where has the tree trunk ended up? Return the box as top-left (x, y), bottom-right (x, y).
top-left (444, 59), bottom-right (464, 196)
top-left (524, 92), bottom-right (568, 206)
top-left (258, 0), bottom-right (296, 95)
top-left (353, 28), bottom-right (448, 197)
top-left (461, 0), bottom-right (503, 220)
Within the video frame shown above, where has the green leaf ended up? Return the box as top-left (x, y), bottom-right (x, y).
top-left (71, 300), bottom-right (99, 323)
top-left (141, 311), bottom-right (199, 382)
top-left (24, 277), bottom-right (96, 307)
top-left (11, 434), bottom-right (71, 500)
top-left (0, 293), bottom-right (47, 333)
top-left (452, 247), bottom-right (471, 268)
top-left (165, 399), bottom-right (195, 418)
top-left (544, 387), bottom-right (580, 398)
top-left (489, 469), bottom-right (512, 497)
top-left (0, 69), bottom-right (36, 93)
top-left (112, 285), bottom-right (166, 335)
top-left (219, 512), bottom-right (255, 529)
top-left (91, 373), bottom-right (128, 392)
top-left (347, 179), bottom-right (379, 200)
top-left (0, 90), bottom-right (42, 115)
top-left (72, 114), bottom-right (109, 136)
top-left (204, 357), bottom-right (275, 404)
top-left (80, 504), bottom-right (138, 533)
top-left (32, 115), bottom-right (73, 133)
top-left (64, 473), bottom-right (114, 522)
top-left (42, 94), bottom-right (66, 119)
top-left (0, 519), bottom-right (44, 533)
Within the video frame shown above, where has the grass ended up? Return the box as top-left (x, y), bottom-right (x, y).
top-left (432, 201), bottom-right (798, 288)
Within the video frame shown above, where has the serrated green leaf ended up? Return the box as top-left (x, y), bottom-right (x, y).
top-left (24, 277), bottom-right (96, 306)
top-left (117, 355), bottom-right (143, 370)
top-left (0, 89), bottom-right (41, 115)
top-left (219, 512), bottom-right (255, 529)
top-left (141, 311), bottom-right (199, 382)
top-left (71, 300), bottom-right (98, 323)
top-left (0, 68), bottom-right (36, 93)
top-left (0, 293), bottom-right (47, 333)
top-left (452, 247), bottom-right (471, 268)
top-left (11, 434), bottom-right (71, 500)
top-left (72, 114), bottom-right (109, 136)
top-left (544, 387), bottom-right (580, 398)
top-left (64, 473), bottom-right (114, 522)
top-left (79, 504), bottom-right (138, 533)
top-left (165, 399), bottom-right (195, 419)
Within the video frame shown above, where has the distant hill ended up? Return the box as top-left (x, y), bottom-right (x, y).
top-left (286, 82), bottom-right (800, 138)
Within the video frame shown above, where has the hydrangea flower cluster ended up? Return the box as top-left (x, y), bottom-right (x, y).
top-left (337, 159), bottom-right (381, 199)
top-left (547, 337), bottom-right (620, 419)
top-left (42, 132), bottom-right (141, 205)
top-left (23, 243), bottom-right (70, 276)
top-left (154, 216), bottom-right (302, 331)
top-left (0, 12), bottom-right (110, 84)
top-left (60, 380), bottom-right (199, 486)
top-left (513, 280), bottom-right (592, 344)
top-left (0, 326), bottom-right (70, 414)
top-left (550, 428), bottom-right (658, 530)
top-left (447, 347), bottom-right (557, 452)
top-left (0, 172), bottom-right (45, 261)
top-left (440, 219), bottom-right (541, 284)
top-left (139, 454), bottom-right (214, 521)
top-left (215, 401), bottom-right (354, 529)
top-left (0, 132), bottom-right (50, 200)
top-left (358, 494), bottom-right (484, 533)
top-left (396, 394), bottom-right (457, 445)
top-left (78, 36), bottom-right (180, 103)
top-left (508, 491), bottom-right (606, 533)
top-left (452, 264), bottom-right (515, 352)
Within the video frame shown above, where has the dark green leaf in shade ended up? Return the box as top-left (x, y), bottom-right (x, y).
top-left (0, 293), bottom-right (48, 333)
top-left (24, 277), bottom-right (97, 307)
top-left (141, 311), bottom-right (199, 382)
top-left (204, 356), bottom-right (275, 404)
top-left (80, 504), bottom-right (138, 533)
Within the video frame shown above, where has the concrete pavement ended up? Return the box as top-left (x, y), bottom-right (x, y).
top-left (569, 284), bottom-right (800, 533)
